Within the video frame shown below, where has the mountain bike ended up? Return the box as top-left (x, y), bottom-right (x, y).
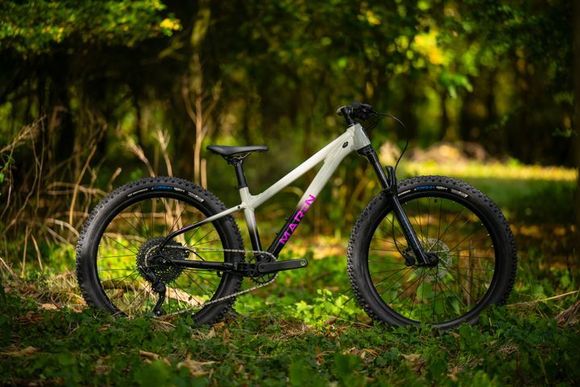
top-left (76, 103), bottom-right (517, 329)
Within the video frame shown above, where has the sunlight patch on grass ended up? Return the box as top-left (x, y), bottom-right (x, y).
top-left (403, 161), bottom-right (577, 181)
top-left (282, 235), bottom-right (346, 260)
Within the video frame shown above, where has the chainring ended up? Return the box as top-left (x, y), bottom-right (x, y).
top-left (189, 246), bottom-right (277, 284)
top-left (249, 252), bottom-right (277, 284)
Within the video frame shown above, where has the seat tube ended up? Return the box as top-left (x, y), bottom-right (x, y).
top-left (239, 187), bottom-right (262, 252)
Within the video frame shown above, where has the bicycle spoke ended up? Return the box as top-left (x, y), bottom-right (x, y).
top-left (95, 193), bottom-right (232, 318)
top-left (99, 254), bottom-right (136, 259)
top-left (373, 267), bottom-right (411, 290)
top-left (103, 234), bottom-right (138, 254)
top-left (367, 193), bottom-right (497, 325)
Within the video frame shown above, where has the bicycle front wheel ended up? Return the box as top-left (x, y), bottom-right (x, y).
top-left (76, 177), bottom-right (244, 324)
top-left (348, 176), bottom-right (517, 329)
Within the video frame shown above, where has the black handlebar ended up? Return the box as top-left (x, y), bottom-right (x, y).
top-left (336, 102), bottom-right (377, 126)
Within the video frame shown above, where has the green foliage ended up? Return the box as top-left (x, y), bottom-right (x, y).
top-left (0, 284), bottom-right (578, 385)
top-left (293, 289), bottom-right (359, 327)
top-left (133, 360), bottom-right (173, 386)
top-left (0, 0), bottom-right (575, 255)
top-left (332, 353), bottom-right (364, 386)
top-left (1, 197), bottom-right (578, 385)
top-left (288, 357), bottom-right (326, 386)
top-left (0, 1), bottom-right (576, 382)
top-left (0, 0), bottom-right (181, 53)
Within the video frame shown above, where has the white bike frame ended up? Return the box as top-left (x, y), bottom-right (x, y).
top-left (164, 123), bottom-right (372, 256)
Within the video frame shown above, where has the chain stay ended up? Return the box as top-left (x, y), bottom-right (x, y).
top-left (159, 246), bottom-right (278, 317)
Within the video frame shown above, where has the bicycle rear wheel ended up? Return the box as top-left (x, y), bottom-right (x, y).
top-left (76, 177), bottom-right (244, 323)
top-left (348, 176), bottom-right (517, 329)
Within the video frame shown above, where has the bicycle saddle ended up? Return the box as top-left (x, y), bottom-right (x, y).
top-left (207, 145), bottom-right (268, 157)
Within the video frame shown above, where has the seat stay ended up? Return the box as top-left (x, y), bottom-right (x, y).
top-left (160, 205), bottom-right (242, 248)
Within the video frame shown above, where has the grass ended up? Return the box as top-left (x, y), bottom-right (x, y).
top-left (404, 160), bottom-right (577, 182)
top-left (0, 256), bottom-right (578, 386)
top-left (0, 161), bottom-right (578, 385)
top-left (403, 160), bottom-right (578, 224)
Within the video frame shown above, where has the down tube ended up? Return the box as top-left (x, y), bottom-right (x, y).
top-left (266, 143), bottom-right (353, 257)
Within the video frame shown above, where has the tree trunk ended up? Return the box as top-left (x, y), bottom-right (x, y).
top-left (193, 91), bottom-right (205, 186)
top-left (573, 0), bottom-right (580, 257)
top-left (400, 74), bottom-right (418, 140)
top-left (50, 66), bottom-right (75, 163)
top-left (183, 0), bottom-right (215, 187)
top-left (484, 70), bottom-right (498, 132)
top-left (439, 89), bottom-right (452, 141)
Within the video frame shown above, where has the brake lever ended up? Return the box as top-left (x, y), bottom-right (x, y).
top-left (351, 101), bottom-right (372, 110)
top-left (336, 105), bottom-right (352, 115)
top-left (351, 102), bottom-right (376, 121)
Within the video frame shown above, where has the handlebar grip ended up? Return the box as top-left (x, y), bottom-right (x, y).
top-left (351, 101), bottom-right (372, 110)
top-left (336, 105), bottom-right (349, 115)
top-left (351, 102), bottom-right (375, 120)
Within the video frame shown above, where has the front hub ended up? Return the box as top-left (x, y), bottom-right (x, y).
top-left (421, 238), bottom-right (452, 280)
top-left (402, 238), bottom-right (451, 279)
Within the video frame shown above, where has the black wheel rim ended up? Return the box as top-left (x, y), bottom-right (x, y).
top-left (92, 192), bottom-right (234, 317)
top-left (366, 191), bottom-right (500, 326)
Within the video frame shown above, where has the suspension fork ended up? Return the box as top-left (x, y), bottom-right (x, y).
top-left (357, 145), bottom-right (431, 266)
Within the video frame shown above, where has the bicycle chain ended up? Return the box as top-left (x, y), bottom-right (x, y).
top-left (153, 246), bottom-right (278, 317)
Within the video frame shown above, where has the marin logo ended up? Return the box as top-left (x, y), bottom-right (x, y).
top-left (279, 194), bottom-right (316, 245)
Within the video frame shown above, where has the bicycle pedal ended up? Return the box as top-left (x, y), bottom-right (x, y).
top-left (256, 259), bottom-right (308, 274)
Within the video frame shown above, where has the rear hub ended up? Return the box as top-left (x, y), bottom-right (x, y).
top-left (136, 237), bottom-right (188, 284)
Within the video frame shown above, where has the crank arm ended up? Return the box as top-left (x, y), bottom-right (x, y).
top-left (164, 258), bottom-right (309, 275)
top-left (164, 258), bottom-right (237, 271)
top-left (164, 259), bottom-right (258, 276)
top-left (257, 258), bottom-right (308, 274)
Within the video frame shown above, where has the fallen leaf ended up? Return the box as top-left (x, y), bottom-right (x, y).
top-left (152, 319), bottom-right (176, 332)
top-left (448, 365), bottom-right (461, 382)
top-left (177, 357), bottom-right (216, 377)
top-left (556, 300), bottom-right (580, 327)
top-left (1, 346), bottom-right (38, 357)
top-left (139, 350), bottom-right (170, 365)
top-left (402, 353), bottom-right (425, 373)
top-left (40, 303), bottom-right (58, 310)
top-left (95, 357), bottom-right (111, 375)
top-left (402, 353), bottom-right (422, 362)
top-left (139, 350), bottom-right (161, 360)
top-left (98, 324), bottom-right (111, 333)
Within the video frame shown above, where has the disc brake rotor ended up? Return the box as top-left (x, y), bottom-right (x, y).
top-left (423, 237), bottom-right (451, 280)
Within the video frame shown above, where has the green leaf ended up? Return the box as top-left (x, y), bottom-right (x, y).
top-left (333, 354), bottom-right (364, 386)
top-left (134, 360), bottom-right (172, 386)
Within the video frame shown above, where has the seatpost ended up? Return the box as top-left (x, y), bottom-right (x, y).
top-left (228, 156), bottom-right (263, 252)
top-left (226, 156), bottom-right (249, 189)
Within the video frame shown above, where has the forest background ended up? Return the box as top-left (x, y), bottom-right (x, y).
top-left (0, 0), bottom-right (578, 385)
